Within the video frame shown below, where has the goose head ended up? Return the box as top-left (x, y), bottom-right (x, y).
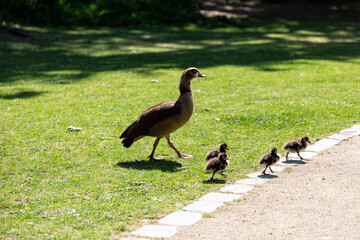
top-left (219, 153), bottom-right (228, 161)
top-left (270, 147), bottom-right (278, 155)
top-left (220, 143), bottom-right (229, 152)
top-left (181, 67), bottom-right (206, 80)
top-left (301, 136), bottom-right (311, 144)
top-left (179, 67), bottom-right (206, 94)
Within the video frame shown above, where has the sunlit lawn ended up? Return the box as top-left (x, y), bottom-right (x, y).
top-left (1, 19), bottom-right (360, 238)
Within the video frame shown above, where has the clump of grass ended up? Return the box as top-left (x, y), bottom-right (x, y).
top-left (203, 213), bottom-right (213, 218)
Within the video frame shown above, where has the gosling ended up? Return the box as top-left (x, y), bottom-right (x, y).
top-left (204, 153), bottom-right (229, 180)
top-left (259, 148), bottom-right (280, 175)
top-left (204, 143), bottom-right (229, 161)
top-left (283, 136), bottom-right (311, 160)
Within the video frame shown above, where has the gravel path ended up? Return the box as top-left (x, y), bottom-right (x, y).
top-left (170, 135), bottom-right (360, 240)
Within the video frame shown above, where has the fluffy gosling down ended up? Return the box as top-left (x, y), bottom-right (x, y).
top-left (204, 143), bottom-right (229, 161)
top-left (259, 148), bottom-right (280, 175)
top-left (204, 153), bottom-right (229, 180)
top-left (283, 136), bottom-right (311, 160)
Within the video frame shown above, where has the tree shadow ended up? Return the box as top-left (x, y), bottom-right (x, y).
top-left (0, 90), bottom-right (47, 99)
top-left (1, 20), bottom-right (360, 84)
top-left (116, 159), bottom-right (183, 172)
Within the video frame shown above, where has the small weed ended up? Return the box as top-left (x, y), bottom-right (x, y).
top-left (116, 224), bottom-right (127, 232)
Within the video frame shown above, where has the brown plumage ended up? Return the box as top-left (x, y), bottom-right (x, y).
top-left (204, 153), bottom-right (229, 180)
top-left (205, 143), bottom-right (229, 161)
top-left (283, 136), bottom-right (311, 160)
top-left (259, 148), bottom-right (280, 175)
top-left (120, 67), bottom-right (206, 161)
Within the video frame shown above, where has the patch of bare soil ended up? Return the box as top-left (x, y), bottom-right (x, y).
top-left (171, 135), bottom-right (360, 239)
top-left (200, 0), bottom-right (360, 21)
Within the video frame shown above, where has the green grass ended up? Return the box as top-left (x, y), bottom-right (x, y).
top-left (1, 19), bottom-right (360, 238)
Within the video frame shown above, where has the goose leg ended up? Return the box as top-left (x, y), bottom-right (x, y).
top-left (220, 172), bottom-right (228, 177)
top-left (147, 137), bottom-right (162, 161)
top-left (297, 151), bottom-right (304, 160)
top-left (262, 165), bottom-right (269, 175)
top-left (165, 135), bottom-right (193, 159)
top-left (269, 166), bottom-right (274, 173)
top-left (285, 152), bottom-right (289, 160)
top-left (210, 171), bottom-right (216, 180)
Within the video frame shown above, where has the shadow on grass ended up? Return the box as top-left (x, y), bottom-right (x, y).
top-left (0, 90), bottom-right (47, 99)
top-left (1, 20), bottom-right (360, 84)
top-left (116, 159), bottom-right (183, 172)
top-left (203, 178), bottom-right (227, 184)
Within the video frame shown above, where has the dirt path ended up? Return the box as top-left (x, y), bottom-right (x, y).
top-left (170, 135), bottom-right (360, 239)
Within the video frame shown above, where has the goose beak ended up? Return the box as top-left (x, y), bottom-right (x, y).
top-left (198, 72), bottom-right (206, 78)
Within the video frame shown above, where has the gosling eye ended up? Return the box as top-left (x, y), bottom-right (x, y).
top-left (191, 69), bottom-right (197, 74)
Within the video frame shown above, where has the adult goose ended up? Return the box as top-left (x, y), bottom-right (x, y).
top-left (120, 67), bottom-right (206, 161)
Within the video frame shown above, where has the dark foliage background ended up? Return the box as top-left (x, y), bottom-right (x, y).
top-left (0, 0), bottom-right (201, 26)
top-left (1, 0), bottom-right (357, 27)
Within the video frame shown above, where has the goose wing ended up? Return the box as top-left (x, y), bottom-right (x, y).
top-left (120, 100), bottom-right (182, 141)
top-left (283, 140), bottom-right (300, 150)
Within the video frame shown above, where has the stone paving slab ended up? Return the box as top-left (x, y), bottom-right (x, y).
top-left (183, 200), bottom-right (224, 213)
top-left (339, 128), bottom-right (360, 136)
top-left (247, 172), bottom-right (263, 178)
top-left (306, 144), bottom-right (332, 153)
top-left (269, 165), bottom-right (285, 172)
top-left (236, 178), bottom-right (266, 185)
top-left (306, 138), bottom-right (341, 152)
top-left (328, 133), bottom-right (353, 140)
top-left (200, 192), bottom-right (242, 203)
top-left (158, 211), bottom-right (202, 226)
top-left (220, 184), bottom-right (254, 194)
top-left (131, 225), bottom-right (177, 238)
top-left (351, 125), bottom-right (360, 130)
top-left (314, 138), bottom-right (342, 146)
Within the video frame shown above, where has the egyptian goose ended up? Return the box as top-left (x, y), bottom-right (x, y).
top-left (283, 136), bottom-right (311, 160)
top-left (259, 148), bottom-right (280, 175)
top-left (120, 67), bottom-right (206, 161)
top-left (204, 153), bottom-right (229, 180)
top-left (204, 143), bottom-right (229, 161)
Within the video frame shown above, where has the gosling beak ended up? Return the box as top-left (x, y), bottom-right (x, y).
top-left (198, 72), bottom-right (206, 78)
top-left (226, 147), bottom-right (229, 150)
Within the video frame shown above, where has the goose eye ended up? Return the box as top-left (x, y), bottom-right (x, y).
top-left (191, 69), bottom-right (197, 74)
